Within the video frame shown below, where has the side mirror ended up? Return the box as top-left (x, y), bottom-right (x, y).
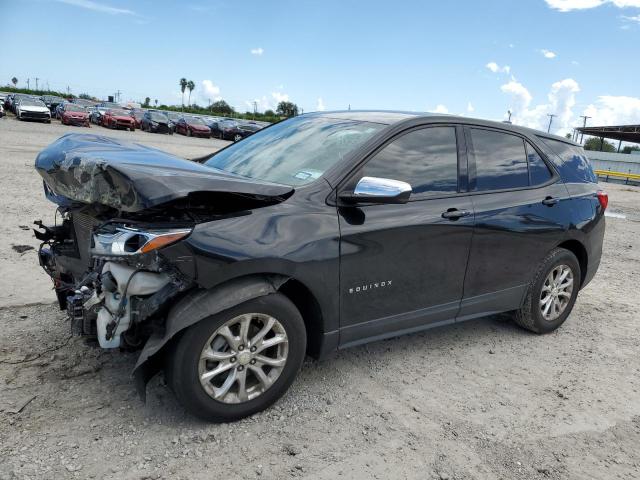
top-left (340, 176), bottom-right (412, 204)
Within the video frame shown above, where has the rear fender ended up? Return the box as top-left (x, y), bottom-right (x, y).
top-left (132, 274), bottom-right (288, 400)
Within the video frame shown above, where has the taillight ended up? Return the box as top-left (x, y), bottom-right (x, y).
top-left (596, 190), bottom-right (608, 211)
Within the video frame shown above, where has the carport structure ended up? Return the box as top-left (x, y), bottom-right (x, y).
top-left (576, 124), bottom-right (640, 151)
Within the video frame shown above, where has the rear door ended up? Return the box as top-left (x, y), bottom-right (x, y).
top-left (338, 125), bottom-right (475, 346)
top-left (458, 127), bottom-right (571, 320)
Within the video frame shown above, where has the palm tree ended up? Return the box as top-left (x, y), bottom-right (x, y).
top-left (187, 80), bottom-right (195, 108)
top-left (11, 77), bottom-right (18, 87)
top-left (179, 78), bottom-right (187, 110)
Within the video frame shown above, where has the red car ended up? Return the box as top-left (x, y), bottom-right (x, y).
top-left (60, 103), bottom-right (90, 127)
top-left (102, 109), bottom-right (136, 131)
top-left (129, 109), bottom-right (145, 129)
top-left (175, 116), bottom-right (211, 138)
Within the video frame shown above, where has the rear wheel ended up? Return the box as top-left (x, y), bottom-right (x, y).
top-left (234, 133), bottom-right (243, 142)
top-left (513, 248), bottom-right (580, 334)
top-left (187, 128), bottom-right (192, 137)
top-left (166, 293), bottom-right (306, 422)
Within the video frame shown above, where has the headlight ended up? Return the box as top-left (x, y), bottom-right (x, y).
top-left (93, 226), bottom-right (192, 256)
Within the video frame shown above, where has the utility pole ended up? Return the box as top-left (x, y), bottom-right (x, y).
top-left (35, 77), bottom-right (39, 91)
top-left (253, 101), bottom-right (258, 119)
top-left (579, 115), bottom-right (591, 144)
top-left (115, 90), bottom-right (122, 103)
top-left (547, 114), bottom-right (556, 133)
top-left (66, 86), bottom-right (70, 96)
top-left (26, 78), bottom-right (30, 89)
top-left (506, 109), bottom-right (512, 123)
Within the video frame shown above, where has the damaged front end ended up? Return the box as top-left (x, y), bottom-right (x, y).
top-left (33, 133), bottom-right (293, 360)
top-left (35, 212), bottom-right (193, 349)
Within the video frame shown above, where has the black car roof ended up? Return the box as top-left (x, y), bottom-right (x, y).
top-left (307, 110), bottom-right (578, 146)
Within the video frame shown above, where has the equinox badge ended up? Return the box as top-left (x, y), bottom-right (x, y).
top-left (349, 280), bottom-right (393, 294)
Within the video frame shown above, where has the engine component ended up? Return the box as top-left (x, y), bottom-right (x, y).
top-left (96, 262), bottom-right (171, 349)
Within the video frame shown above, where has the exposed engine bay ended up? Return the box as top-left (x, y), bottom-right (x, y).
top-left (35, 208), bottom-right (193, 349)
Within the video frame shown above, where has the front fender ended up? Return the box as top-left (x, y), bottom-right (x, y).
top-left (132, 274), bottom-right (289, 400)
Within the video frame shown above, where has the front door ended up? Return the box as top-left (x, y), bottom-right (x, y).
top-left (337, 125), bottom-right (474, 346)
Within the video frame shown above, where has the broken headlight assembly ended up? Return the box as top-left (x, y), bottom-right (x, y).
top-left (92, 225), bottom-right (192, 256)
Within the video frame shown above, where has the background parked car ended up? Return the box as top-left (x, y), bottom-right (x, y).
top-left (141, 110), bottom-right (172, 134)
top-left (89, 106), bottom-right (109, 125)
top-left (9, 94), bottom-right (38, 113)
top-left (15, 98), bottom-right (51, 122)
top-left (175, 116), bottom-right (211, 137)
top-left (59, 103), bottom-right (90, 127)
top-left (213, 119), bottom-right (244, 141)
top-left (235, 122), bottom-right (263, 141)
top-left (40, 95), bottom-right (66, 114)
top-left (165, 111), bottom-right (182, 133)
top-left (129, 109), bottom-right (145, 129)
top-left (0, 103), bottom-right (4, 118)
top-left (102, 108), bottom-right (136, 131)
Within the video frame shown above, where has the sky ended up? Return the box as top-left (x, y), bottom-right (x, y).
top-left (1, 0), bottom-right (639, 135)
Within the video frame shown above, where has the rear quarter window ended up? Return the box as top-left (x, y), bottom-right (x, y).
top-left (537, 137), bottom-right (597, 184)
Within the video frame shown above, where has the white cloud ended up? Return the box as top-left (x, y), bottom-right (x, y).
top-left (54, 0), bottom-right (135, 15)
top-left (545, 0), bottom-right (640, 11)
top-left (431, 104), bottom-right (449, 114)
top-left (467, 102), bottom-right (475, 113)
top-left (271, 91), bottom-right (289, 104)
top-left (316, 97), bottom-right (325, 111)
top-left (583, 95), bottom-right (640, 126)
top-left (622, 14), bottom-right (640, 21)
top-left (541, 49), bottom-right (557, 58)
top-left (201, 80), bottom-right (220, 101)
top-left (486, 62), bottom-right (511, 74)
top-left (250, 47), bottom-right (264, 56)
top-left (500, 78), bottom-right (580, 134)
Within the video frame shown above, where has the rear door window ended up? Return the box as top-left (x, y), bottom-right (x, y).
top-left (469, 128), bottom-right (529, 191)
top-left (537, 137), bottom-right (597, 184)
top-left (526, 141), bottom-right (553, 185)
top-left (361, 126), bottom-right (459, 196)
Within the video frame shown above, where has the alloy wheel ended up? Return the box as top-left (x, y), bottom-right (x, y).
top-left (198, 313), bottom-right (289, 404)
top-left (540, 264), bottom-right (574, 321)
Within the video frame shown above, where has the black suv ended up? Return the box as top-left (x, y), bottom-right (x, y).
top-left (34, 112), bottom-right (606, 421)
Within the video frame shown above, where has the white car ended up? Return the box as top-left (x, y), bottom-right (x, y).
top-left (16, 98), bottom-right (51, 123)
top-left (0, 104), bottom-right (4, 117)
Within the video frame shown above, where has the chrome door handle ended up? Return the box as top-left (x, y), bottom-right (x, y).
top-left (442, 209), bottom-right (471, 220)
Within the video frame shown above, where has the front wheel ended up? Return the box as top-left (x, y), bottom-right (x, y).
top-left (233, 133), bottom-right (243, 142)
top-left (166, 293), bottom-right (306, 422)
top-left (513, 248), bottom-right (580, 334)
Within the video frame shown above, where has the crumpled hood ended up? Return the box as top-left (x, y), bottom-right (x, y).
top-left (35, 133), bottom-right (294, 212)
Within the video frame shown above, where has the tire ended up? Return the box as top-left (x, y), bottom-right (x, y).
top-left (234, 134), bottom-right (242, 142)
top-left (166, 293), bottom-right (306, 422)
top-left (513, 248), bottom-right (580, 334)
top-left (187, 128), bottom-right (192, 137)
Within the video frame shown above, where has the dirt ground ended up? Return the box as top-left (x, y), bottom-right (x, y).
top-left (1, 116), bottom-right (640, 480)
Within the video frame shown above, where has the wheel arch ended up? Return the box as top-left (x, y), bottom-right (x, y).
top-left (557, 239), bottom-right (588, 287)
top-left (132, 272), bottom-right (327, 400)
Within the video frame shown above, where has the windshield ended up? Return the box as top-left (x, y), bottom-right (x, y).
top-left (21, 99), bottom-right (45, 107)
top-left (108, 109), bottom-right (128, 115)
top-left (204, 115), bottom-right (384, 186)
top-left (149, 112), bottom-right (168, 122)
top-left (66, 104), bottom-right (85, 112)
top-left (167, 112), bottom-right (181, 120)
top-left (187, 117), bottom-right (205, 125)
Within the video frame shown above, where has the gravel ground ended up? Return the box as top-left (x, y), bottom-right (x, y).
top-left (1, 115), bottom-right (640, 479)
